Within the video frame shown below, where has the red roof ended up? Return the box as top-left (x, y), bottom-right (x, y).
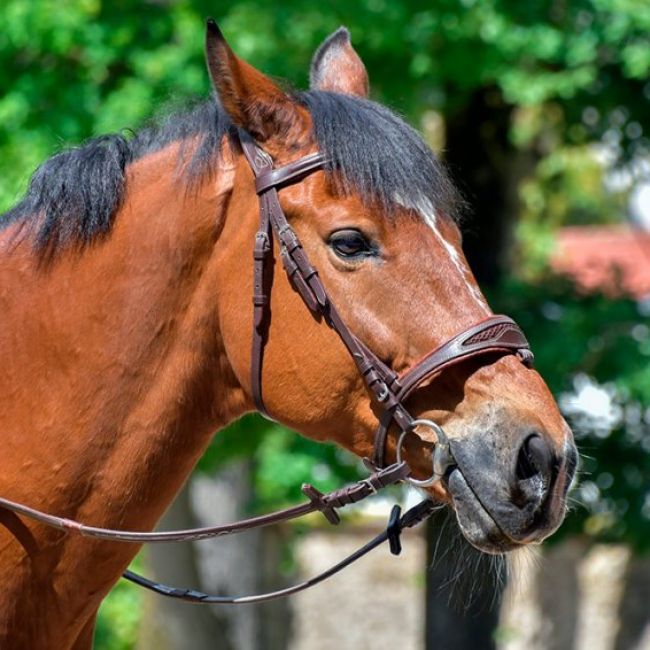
top-left (551, 225), bottom-right (650, 299)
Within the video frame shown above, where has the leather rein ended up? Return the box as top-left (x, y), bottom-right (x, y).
top-left (0, 129), bottom-right (533, 605)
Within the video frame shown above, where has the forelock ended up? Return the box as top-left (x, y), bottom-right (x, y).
top-left (297, 90), bottom-right (463, 223)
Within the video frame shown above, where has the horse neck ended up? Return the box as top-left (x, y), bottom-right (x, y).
top-left (0, 139), bottom-right (256, 645)
top-left (0, 140), bottom-right (247, 571)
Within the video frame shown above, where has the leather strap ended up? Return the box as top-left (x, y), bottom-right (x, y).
top-left (0, 462), bottom-right (410, 543)
top-left (398, 315), bottom-right (533, 399)
top-left (371, 315), bottom-right (533, 467)
top-left (122, 498), bottom-right (437, 605)
top-left (255, 153), bottom-right (326, 194)
top-left (240, 131), bottom-right (274, 417)
top-left (240, 130), bottom-right (408, 418)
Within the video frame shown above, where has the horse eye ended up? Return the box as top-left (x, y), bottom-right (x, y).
top-left (329, 229), bottom-right (376, 260)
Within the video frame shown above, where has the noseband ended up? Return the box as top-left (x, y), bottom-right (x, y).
top-left (239, 129), bottom-right (533, 485)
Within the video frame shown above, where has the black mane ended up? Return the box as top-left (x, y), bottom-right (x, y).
top-left (1, 91), bottom-right (460, 252)
top-left (0, 100), bottom-right (229, 251)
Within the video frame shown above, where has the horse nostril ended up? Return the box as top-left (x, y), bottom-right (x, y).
top-left (515, 433), bottom-right (552, 483)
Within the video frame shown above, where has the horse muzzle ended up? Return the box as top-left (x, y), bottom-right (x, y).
top-left (443, 431), bottom-right (578, 554)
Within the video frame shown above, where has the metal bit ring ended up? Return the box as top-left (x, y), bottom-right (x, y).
top-left (396, 419), bottom-right (454, 488)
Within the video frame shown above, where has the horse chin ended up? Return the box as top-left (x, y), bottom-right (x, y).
top-left (445, 468), bottom-right (524, 555)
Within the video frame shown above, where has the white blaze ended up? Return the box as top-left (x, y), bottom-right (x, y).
top-left (393, 193), bottom-right (490, 312)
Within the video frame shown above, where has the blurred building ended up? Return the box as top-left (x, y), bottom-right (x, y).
top-left (552, 225), bottom-right (650, 300)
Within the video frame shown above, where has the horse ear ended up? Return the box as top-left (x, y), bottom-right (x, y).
top-left (309, 27), bottom-right (369, 98)
top-left (205, 19), bottom-right (300, 142)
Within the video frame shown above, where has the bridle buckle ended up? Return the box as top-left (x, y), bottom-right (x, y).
top-left (359, 478), bottom-right (378, 495)
top-left (376, 383), bottom-right (390, 402)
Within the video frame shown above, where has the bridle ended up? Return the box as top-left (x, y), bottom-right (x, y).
top-left (239, 128), bottom-right (533, 483)
top-left (0, 128), bottom-right (533, 605)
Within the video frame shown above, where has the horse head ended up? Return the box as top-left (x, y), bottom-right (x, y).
top-left (208, 24), bottom-right (577, 554)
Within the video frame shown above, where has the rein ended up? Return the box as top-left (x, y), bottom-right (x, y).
top-left (0, 129), bottom-right (533, 605)
top-left (123, 499), bottom-right (438, 604)
top-left (0, 463), bottom-right (410, 542)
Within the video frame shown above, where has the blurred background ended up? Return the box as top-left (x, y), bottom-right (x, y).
top-left (1, 1), bottom-right (649, 648)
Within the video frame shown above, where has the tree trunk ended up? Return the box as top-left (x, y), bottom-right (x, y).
top-left (425, 509), bottom-right (502, 650)
top-left (445, 86), bottom-right (529, 287)
top-left (136, 460), bottom-right (293, 650)
top-left (615, 552), bottom-right (650, 650)
top-left (189, 462), bottom-right (293, 650)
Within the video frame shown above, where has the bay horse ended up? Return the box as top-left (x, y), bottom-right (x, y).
top-left (0, 23), bottom-right (577, 648)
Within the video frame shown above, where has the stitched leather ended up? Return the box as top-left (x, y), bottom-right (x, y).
top-left (255, 152), bottom-right (327, 194)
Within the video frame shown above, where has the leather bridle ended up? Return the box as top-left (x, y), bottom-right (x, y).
top-left (0, 128), bottom-right (534, 605)
top-left (239, 128), bottom-right (533, 484)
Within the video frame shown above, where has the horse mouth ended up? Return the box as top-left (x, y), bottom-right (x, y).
top-left (445, 468), bottom-right (525, 554)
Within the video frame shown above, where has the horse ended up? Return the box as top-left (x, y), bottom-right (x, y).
top-left (0, 22), bottom-right (577, 648)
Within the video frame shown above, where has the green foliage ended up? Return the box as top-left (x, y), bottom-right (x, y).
top-left (94, 557), bottom-right (144, 650)
top-left (490, 277), bottom-right (646, 396)
top-left (2, 0), bottom-right (648, 213)
top-left (520, 145), bottom-right (629, 228)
